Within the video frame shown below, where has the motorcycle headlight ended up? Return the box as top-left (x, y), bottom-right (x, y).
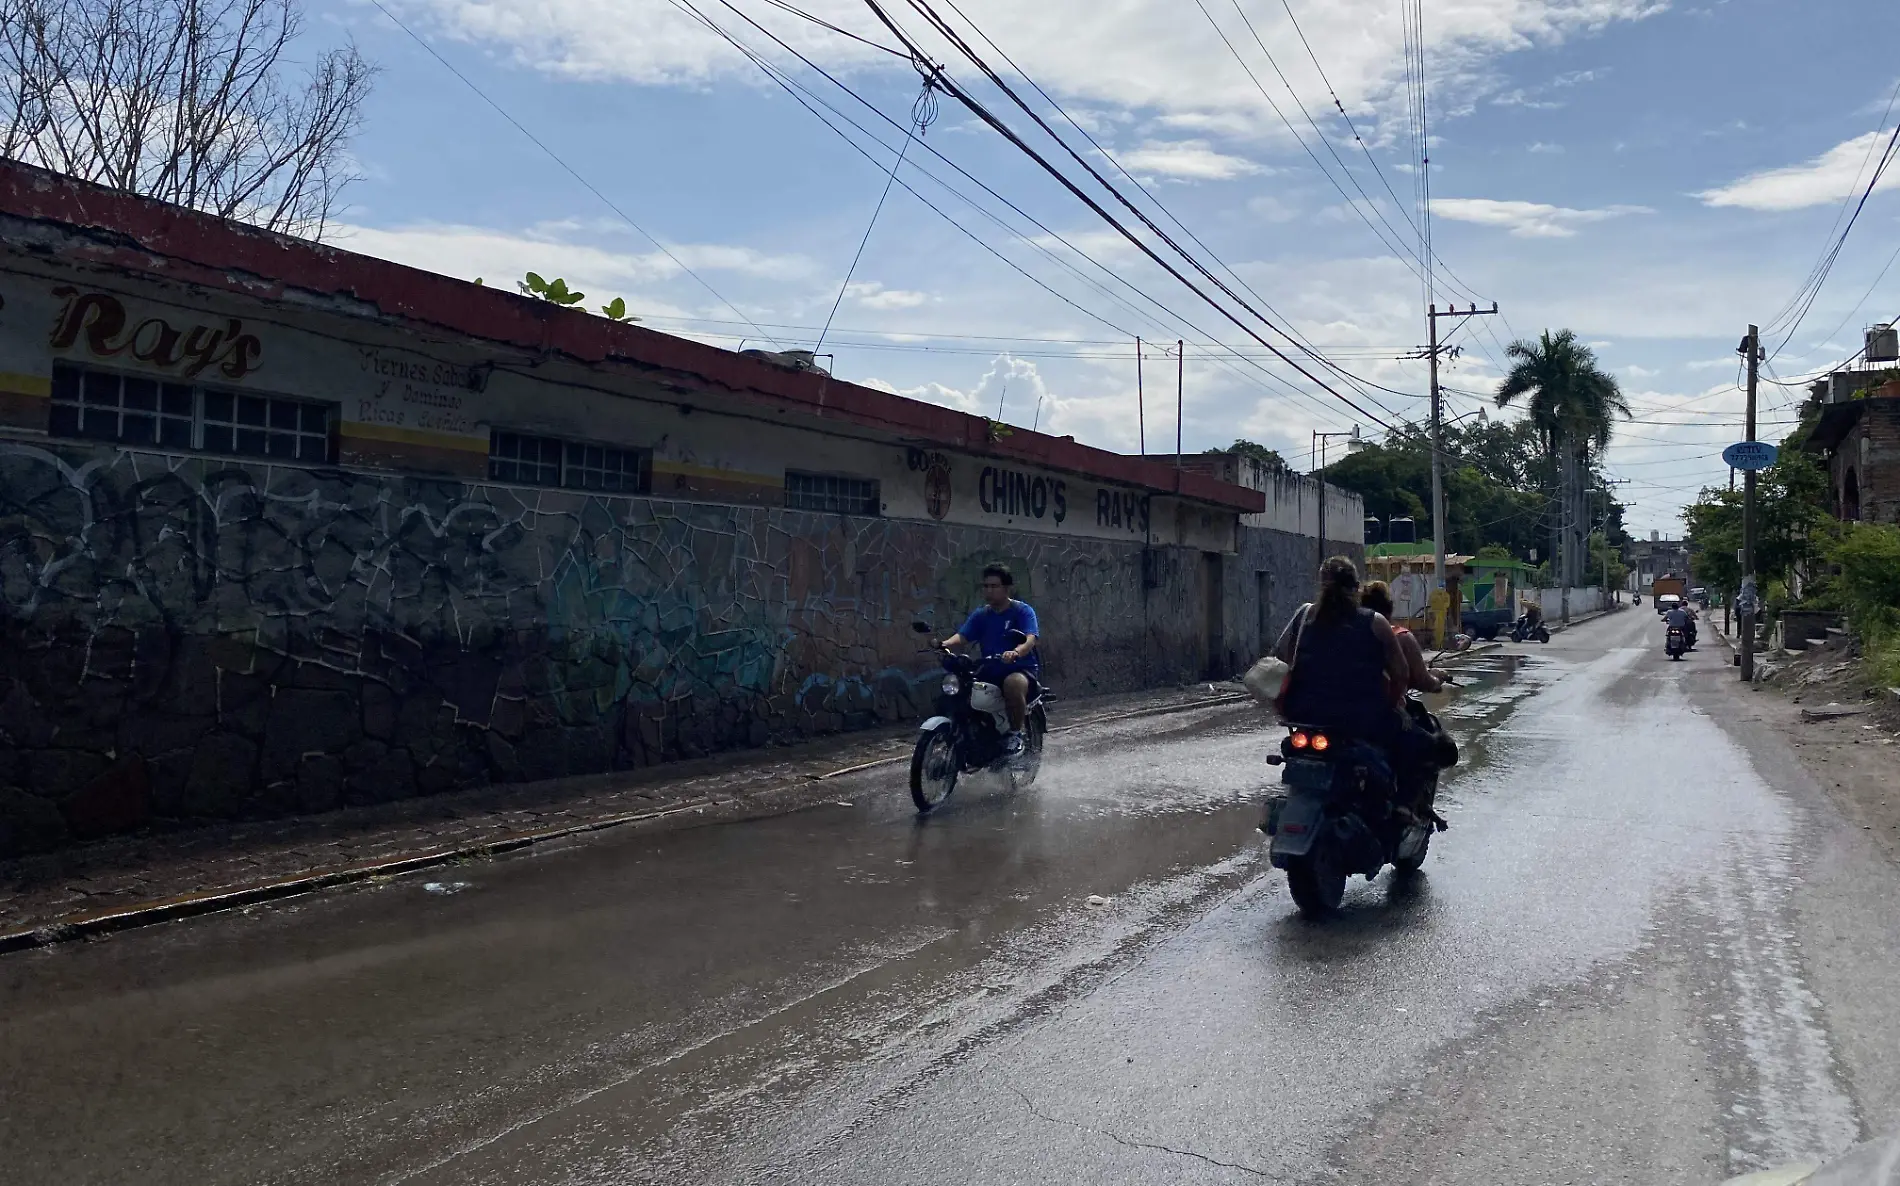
top-left (941, 675), bottom-right (963, 695)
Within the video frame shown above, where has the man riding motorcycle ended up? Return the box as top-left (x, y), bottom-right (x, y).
top-left (939, 563), bottom-right (1040, 757)
top-left (1664, 602), bottom-right (1696, 651)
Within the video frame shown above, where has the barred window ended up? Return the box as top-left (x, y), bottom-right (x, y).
top-left (785, 471), bottom-right (880, 516)
top-left (563, 441), bottom-right (648, 493)
top-left (489, 431), bottom-right (563, 486)
top-left (49, 362), bottom-right (332, 462)
top-left (488, 430), bottom-right (650, 494)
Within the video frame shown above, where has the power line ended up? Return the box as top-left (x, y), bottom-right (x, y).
top-left (935, 0), bottom-right (1422, 412)
top-left (858, 0), bottom-right (1410, 432)
top-left (364, 0), bottom-right (786, 348)
top-left (683, 0), bottom-right (1373, 423)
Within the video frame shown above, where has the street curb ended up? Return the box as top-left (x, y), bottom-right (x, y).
top-left (0, 691), bottom-right (1257, 956)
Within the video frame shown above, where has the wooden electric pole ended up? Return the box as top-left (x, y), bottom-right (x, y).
top-left (1426, 302), bottom-right (1500, 594)
top-left (1741, 325), bottom-right (1761, 683)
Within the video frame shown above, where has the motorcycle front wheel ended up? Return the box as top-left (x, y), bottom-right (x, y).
top-left (909, 724), bottom-right (960, 814)
top-left (1286, 844), bottom-right (1347, 918)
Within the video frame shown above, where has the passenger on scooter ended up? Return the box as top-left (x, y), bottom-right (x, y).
top-left (938, 563), bottom-right (1039, 756)
top-left (1360, 581), bottom-right (1452, 703)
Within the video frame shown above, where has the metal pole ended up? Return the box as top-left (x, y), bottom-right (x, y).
top-left (1175, 339), bottom-right (1184, 466)
top-left (1135, 337), bottom-right (1145, 455)
top-left (1742, 324), bottom-right (1759, 683)
top-left (1429, 304), bottom-right (1445, 593)
top-left (1316, 435), bottom-right (1327, 575)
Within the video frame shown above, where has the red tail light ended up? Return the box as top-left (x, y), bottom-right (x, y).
top-left (1311, 733), bottom-right (1331, 753)
top-left (1290, 731), bottom-right (1310, 749)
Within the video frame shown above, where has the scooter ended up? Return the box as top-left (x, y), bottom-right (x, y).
top-left (1510, 614), bottom-right (1551, 644)
top-left (907, 622), bottom-right (1050, 813)
top-left (1665, 625), bottom-right (1688, 661)
top-left (1261, 692), bottom-right (1453, 918)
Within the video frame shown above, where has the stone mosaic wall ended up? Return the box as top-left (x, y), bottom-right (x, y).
top-left (0, 441), bottom-right (1211, 855)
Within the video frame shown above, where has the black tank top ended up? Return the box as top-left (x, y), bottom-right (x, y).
top-left (1282, 605), bottom-right (1390, 739)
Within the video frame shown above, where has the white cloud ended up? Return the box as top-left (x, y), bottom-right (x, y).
top-left (1115, 139), bottom-right (1262, 181)
top-left (1432, 197), bottom-right (1654, 238)
top-left (1246, 194), bottom-right (1302, 223)
top-left (845, 281), bottom-right (930, 310)
top-left (1699, 128), bottom-right (1900, 211)
top-left (1624, 364), bottom-right (1660, 378)
top-left (397, 0), bottom-right (1664, 140)
top-left (332, 220), bottom-right (813, 285)
top-left (1528, 141), bottom-right (1565, 153)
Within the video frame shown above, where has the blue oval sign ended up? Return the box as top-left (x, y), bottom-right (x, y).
top-left (1723, 441), bottom-right (1779, 471)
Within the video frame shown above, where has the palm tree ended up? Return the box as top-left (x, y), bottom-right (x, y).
top-left (1495, 330), bottom-right (1630, 592)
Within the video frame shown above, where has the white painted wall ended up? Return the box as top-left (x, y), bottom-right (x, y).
top-left (0, 261), bottom-right (1241, 551)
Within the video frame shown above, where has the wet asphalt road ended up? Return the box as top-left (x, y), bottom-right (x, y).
top-left (5, 610), bottom-right (1900, 1186)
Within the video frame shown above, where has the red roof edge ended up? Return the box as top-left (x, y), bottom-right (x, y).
top-left (0, 161), bottom-right (1264, 514)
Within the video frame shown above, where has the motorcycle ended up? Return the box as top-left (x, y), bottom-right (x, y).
top-left (1261, 694), bottom-right (1451, 917)
top-left (1510, 614), bottom-right (1551, 644)
top-left (907, 622), bottom-right (1050, 813)
top-left (1665, 625), bottom-right (1687, 661)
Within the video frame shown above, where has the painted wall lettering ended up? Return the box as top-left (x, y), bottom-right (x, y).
top-left (906, 449), bottom-right (954, 520)
top-left (1096, 488), bottom-right (1151, 534)
top-left (357, 348), bottom-right (476, 435)
top-left (978, 465), bottom-right (1067, 524)
top-left (49, 288), bottom-right (262, 379)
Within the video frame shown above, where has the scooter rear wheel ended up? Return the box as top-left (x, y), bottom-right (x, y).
top-left (909, 725), bottom-right (959, 814)
top-left (1286, 846), bottom-right (1347, 917)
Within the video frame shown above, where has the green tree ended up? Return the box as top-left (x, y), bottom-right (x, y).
top-left (1210, 439), bottom-right (1286, 469)
top-left (1495, 330), bottom-right (1630, 588)
top-left (1681, 422), bottom-right (1832, 607)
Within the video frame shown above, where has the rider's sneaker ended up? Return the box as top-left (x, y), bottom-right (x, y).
top-left (1003, 730), bottom-right (1026, 757)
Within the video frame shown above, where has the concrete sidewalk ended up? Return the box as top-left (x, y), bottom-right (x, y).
top-left (0, 681), bottom-right (1257, 947)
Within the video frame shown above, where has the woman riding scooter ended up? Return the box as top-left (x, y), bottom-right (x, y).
top-left (1271, 557), bottom-right (1427, 791)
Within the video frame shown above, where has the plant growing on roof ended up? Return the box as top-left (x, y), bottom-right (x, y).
top-left (514, 273), bottom-right (638, 321)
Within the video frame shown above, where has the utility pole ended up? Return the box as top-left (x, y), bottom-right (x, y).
top-left (1741, 324), bottom-right (1761, 683)
top-left (1175, 339), bottom-right (1184, 467)
top-left (1313, 426), bottom-right (1360, 575)
top-left (1135, 338), bottom-right (1145, 455)
top-left (1426, 302), bottom-right (1500, 594)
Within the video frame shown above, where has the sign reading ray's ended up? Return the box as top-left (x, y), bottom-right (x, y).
top-left (49, 288), bottom-right (261, 379)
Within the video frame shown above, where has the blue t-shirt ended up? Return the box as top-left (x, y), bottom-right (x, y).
top-left (960, 600), bottom-right (1041, 673)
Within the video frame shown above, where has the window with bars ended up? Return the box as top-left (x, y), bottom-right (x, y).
top-left (487, 430), bottom-right (650, 494)
top-left (49, 362), bottom-right (333, 463)
top-left (785, 471), bottom-right (881, 516)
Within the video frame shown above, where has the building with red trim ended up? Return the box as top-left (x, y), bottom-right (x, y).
top-left (0, 160), bottom-right (1347, 851)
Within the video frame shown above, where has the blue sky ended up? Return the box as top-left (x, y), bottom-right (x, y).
top-left (309, 0), bottom-right (1899, 535)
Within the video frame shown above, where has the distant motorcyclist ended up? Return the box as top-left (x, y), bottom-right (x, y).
top-left (1664, 602), bottom-right (1694, 649)
top-left (939, 563), bottom-right (1039, 756)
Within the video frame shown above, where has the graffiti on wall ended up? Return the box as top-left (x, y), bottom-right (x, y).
top-left (0, 441), bottom-right (1204, 855)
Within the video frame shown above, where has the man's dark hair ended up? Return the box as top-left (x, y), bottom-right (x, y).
top-left (981, 563), bottom-right (1014, 588)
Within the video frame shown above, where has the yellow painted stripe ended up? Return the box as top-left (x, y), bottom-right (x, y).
top-left (338, 420), bottom-right (488, 453)
top-left (652, 460), bottom-right (780, 487)
top-left (0, 372), bottom-right (51, 398)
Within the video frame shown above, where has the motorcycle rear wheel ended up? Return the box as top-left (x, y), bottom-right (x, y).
top-left (909, 725), bottom-right (959, 814)
top-left (1286, 847), bottom-right (1347, 917)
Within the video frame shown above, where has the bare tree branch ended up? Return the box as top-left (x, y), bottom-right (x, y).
top-left (0, 0), bottom-right (375, 238)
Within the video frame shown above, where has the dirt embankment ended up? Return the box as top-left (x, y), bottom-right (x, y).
top-left (1756, 645), bottom-right (1900, 865)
